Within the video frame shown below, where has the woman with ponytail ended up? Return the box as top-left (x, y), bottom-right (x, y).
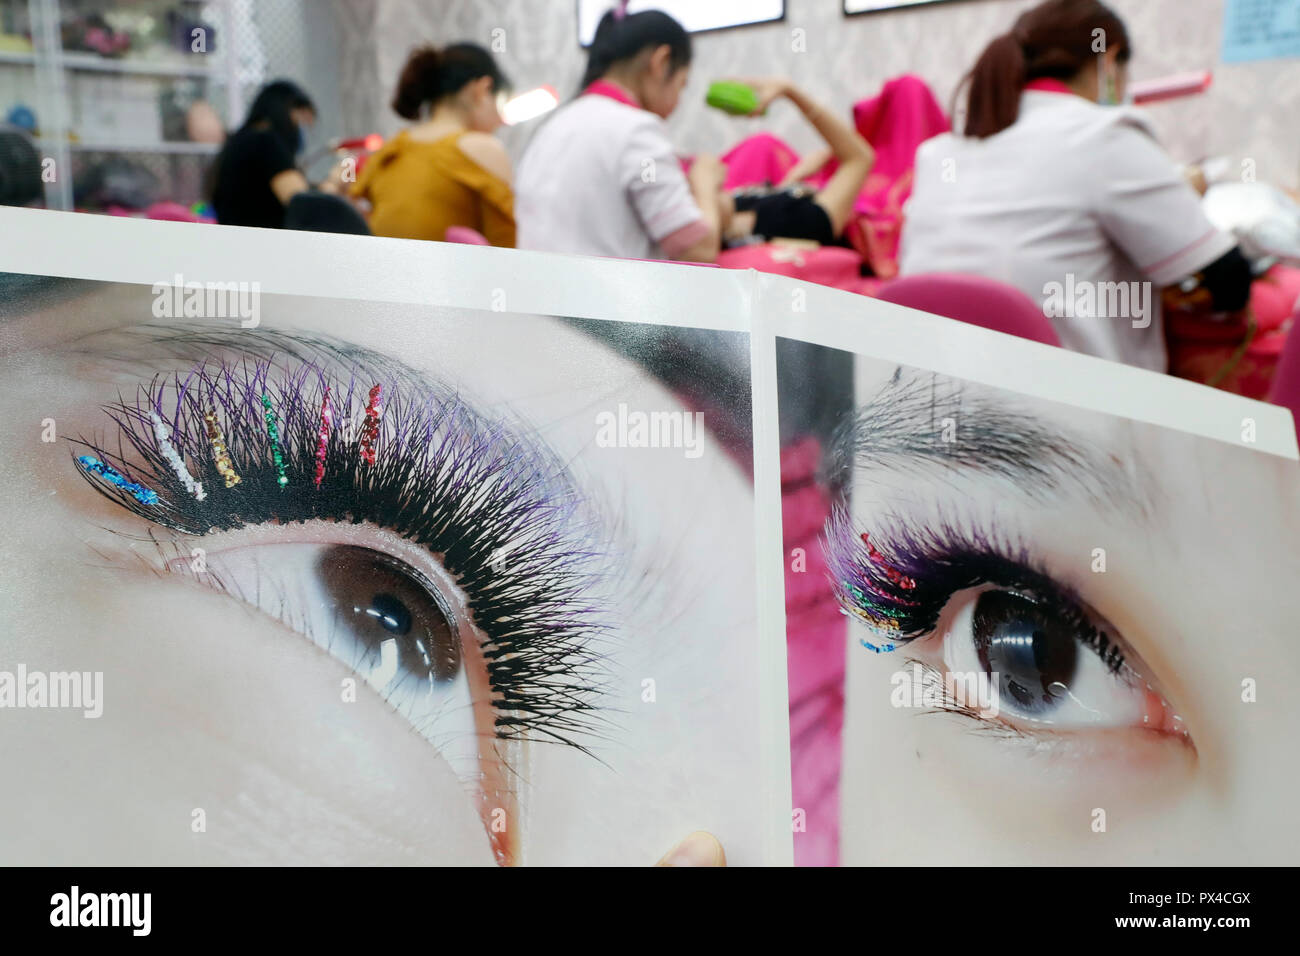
top-left (516, 7), bottom-right (724, 262)
top-left (900, 0), bottom-right (1251, 372)
top-left (352, 43), bottom-right (516, 246)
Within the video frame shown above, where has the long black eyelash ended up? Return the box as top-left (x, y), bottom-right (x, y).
top-left (70, 358), bottom-right (613, 752)
top-left (894, 656), bottom-right (1031, 739)
top-left (824, 504), bottom-right (1125, 674)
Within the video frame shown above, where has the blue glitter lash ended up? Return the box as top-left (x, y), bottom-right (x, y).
top-left (76, 455), bottom-right (160, 506)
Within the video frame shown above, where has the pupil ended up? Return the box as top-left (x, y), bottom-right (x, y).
top-left (365, 592), bottom-right (411, 635)
top-left (972, 590), bottom-right (1078, 717)
top-left (318, 545), bottom-right (463, 688)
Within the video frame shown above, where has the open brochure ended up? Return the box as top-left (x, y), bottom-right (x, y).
top-left (1, 208), bottom-right (1295, 865)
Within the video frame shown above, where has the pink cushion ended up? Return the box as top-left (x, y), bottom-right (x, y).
top-left (875, 273), bottom-right (1061, 346)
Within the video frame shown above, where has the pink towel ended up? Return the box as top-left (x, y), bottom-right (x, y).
top-left (782, 437), bottom-right (846, 866)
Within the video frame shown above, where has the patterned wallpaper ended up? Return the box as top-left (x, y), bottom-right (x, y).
top-left (334, 0), bottom-right (1300, 188)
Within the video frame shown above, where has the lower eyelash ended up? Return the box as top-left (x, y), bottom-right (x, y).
top-left (71, 358), bottom-right (613, 753)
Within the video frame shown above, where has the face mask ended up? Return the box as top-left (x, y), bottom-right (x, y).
top-left (1097, 53), bottom-right (1122, 106)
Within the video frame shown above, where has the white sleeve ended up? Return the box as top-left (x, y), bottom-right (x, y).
top-left (1090, 115), bottom-right (1236, 286)
top-left (620, 115), bottom-right (704, 245)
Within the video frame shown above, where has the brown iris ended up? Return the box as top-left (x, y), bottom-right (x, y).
top-left (316, 545), bottom-right (462, 688)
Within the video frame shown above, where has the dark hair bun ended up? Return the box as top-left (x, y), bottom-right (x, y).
top-left (391, 43), bottom-right (508, 120)
top-left (392, 46), bottom-right (442, 120)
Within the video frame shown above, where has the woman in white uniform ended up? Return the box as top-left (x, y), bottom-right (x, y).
top-left (900, 0), bottom-right (1251, 372)
top-left (516, 9), bottom-right (723, 263)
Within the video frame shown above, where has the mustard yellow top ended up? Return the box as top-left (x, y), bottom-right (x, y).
top-left (352, 131), bottom-right (516, 246)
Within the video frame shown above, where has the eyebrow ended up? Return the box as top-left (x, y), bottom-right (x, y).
top-left (825, 368), bottom-right (1157, 520)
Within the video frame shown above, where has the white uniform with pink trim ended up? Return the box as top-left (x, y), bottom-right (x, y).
top-left (516, 89), bottom-right (707, 262)
top-left (901, 89), bottom-right (1236, 371)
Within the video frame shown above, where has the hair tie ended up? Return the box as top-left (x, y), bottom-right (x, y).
top-left (614, 0), bottom-right (629, 20)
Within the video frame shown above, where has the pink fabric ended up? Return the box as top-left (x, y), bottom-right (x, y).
top-left (809, 74), bottom-right (950, 278)
top-left (1169, 263), bottom-right (1300, 400)
top-left (581, 79), bottom-right (640, 108)
top-left (1023, 77), bottom-right (1076, 95)
top-left (782, 436), bottom-right (846, 868)
top-left (719, 132), bottom-right (801, 190)
top-left (444, 225), bottom-right (490, 245)
top-left (1268, 275), bottom-right (1300, 446)
top-left (874, 272), bottom-right (1062, 346)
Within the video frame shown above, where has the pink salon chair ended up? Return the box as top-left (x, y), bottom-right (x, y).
top-left (444, 226), bottom-right (490, 245)
top-left (1267, 305), bottom-right (1300, 448)
top-left (874, 272), bottom-right (1061, 347)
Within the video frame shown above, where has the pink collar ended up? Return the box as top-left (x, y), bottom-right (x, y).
top-left (583, 79), bottom-right (641, 108)
top-left (1023, 77), bottom-right (1076, 96)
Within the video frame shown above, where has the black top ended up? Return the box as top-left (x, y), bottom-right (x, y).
top-left (210, 127), bottom-right (297, 228)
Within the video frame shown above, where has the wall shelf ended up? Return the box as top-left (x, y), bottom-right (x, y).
top-left (0, 0), bottom-right (243, 210)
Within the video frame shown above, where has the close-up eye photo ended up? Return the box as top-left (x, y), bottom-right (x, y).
top-left (0, 271), bottom-right (775, 868)
top-left (3, 0), bottom-right (1299, 929)
top-left (776, 337), bottom-right (1300, 868)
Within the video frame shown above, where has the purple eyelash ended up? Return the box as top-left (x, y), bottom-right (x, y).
top-left (71, 357), bottom-right (613, 751)
top-left (823, 503), bottom-right (1125, 672)
top-left (824, 502), bottom-right (1016, 647)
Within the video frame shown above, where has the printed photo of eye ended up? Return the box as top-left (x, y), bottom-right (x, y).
top-left (0, 272), bottom-right (773, 867)
top-left (776, 338), bottom-right (1300, 867)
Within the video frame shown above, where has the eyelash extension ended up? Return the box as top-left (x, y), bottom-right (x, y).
top-left (893, 655), bottom-right (1031, 739)
top-left (823, 503), bottom-right (1125, 673)
top-left (71, 357), bottom-right (611, 752)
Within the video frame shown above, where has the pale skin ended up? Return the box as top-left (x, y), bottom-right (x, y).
top-left (836, 357), bottom-right (1300, 864)
top-left (400, 74), bottom-right (513, 184)
top-left (0, 285), bottom-right (747, 865)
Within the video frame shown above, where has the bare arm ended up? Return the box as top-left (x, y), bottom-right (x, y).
top-left (270, 169), bottom-right (311, 206)
top-left (778, 147), bottom-right (833, 188)
top-left (673, 155), bottom-right (723, 262)
top-left (781, 84), bottom-right (873, 237)
top-left (740, 79), bottom-right (874, 237)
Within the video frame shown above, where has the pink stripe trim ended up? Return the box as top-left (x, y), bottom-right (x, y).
top-left (583, 79), bottom-right (641, 109)
top-left (659, 218), bottom-right (710, 258)
top-left (1144, 228), bottom-right (1219, 275)
top-left (1024, 78), bottom-right (1075, 95)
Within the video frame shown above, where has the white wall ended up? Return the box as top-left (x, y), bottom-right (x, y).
top-left (336, 0), bottom-right (1300, 187)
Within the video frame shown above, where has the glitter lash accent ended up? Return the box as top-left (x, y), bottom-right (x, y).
top-left (861, 532), bottom-right (916, 589)
top-left (150, 411), bottom-right (205, 501)
top-left (204, 409), bottom-right (242, 488)
top-left (71, 359), bottom-right (609, 752)
top-left (359, 384), bottom-right (382, 466)
top-left (313, 387), bottom-right (332, 489)
top-left (261, 394), bottom-right (289, 488)
top-left (76, 455), bottom-right (159, 506)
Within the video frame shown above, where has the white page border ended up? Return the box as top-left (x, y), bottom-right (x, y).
top-left (758, 274), bottom-right (1298, 460)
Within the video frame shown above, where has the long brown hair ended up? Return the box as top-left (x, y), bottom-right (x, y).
top-left (960, 0), bottom-right (1131, 139)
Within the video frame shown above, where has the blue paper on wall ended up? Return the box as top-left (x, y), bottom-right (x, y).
top-left (1222, 0), bottom-right (1300, 63)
